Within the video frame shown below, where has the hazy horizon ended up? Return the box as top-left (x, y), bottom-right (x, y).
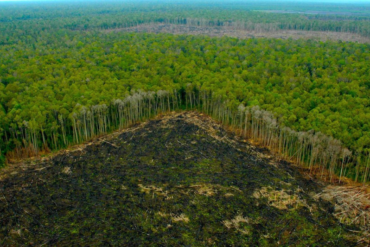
top-left (0, 0), bottom-right (370, 3)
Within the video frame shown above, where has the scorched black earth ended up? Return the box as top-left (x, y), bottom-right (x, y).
top-left (0, 112), bottom-right (360, 246)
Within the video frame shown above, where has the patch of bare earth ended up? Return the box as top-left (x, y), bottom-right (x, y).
top-left (105, 23), bottom-right (370, 43)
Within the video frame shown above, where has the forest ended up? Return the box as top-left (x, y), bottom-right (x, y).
top-left (1, 0), bottom-right (370, 183)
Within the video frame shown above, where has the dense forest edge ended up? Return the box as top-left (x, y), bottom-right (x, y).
top-left (1, 2), bottom-right (370, 184)
top-left (2, 87), bottom-right (370, 184)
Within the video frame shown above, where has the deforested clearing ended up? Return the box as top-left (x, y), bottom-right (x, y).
top-left (111, 23), bottom-right (370, 44)
top-left (1, 111), bottom-right (369, 246)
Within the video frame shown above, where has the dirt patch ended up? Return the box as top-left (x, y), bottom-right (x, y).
top-left (106, 23), bottom-right (370, 43)
top-left (0, 111), bottom-right (364, 245)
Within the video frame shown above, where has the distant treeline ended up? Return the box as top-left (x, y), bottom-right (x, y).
top-left (2, 2), bottom-right (370, 40)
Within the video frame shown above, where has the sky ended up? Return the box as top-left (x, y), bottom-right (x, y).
top-left (0, 0), bottom-right (370, 2)
top-left (0, 0), bottom-right (368, 2)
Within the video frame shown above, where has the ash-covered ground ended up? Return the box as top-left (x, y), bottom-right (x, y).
top-left (0, 112), bottom-right (363, 246)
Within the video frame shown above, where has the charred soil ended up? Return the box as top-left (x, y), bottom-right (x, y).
top-left (0, 112), bottom-right (365, 246)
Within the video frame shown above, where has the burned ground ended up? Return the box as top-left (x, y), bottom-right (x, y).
top-left (0, 112), bottom-right (363, 246)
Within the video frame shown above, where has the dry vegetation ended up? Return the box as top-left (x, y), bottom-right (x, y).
top-left (315, 186), bottom-right (370, 245)
top-left (223, 215), bottom-right (251, 235)
top-left (108, 23), bottom-right (370, 43)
